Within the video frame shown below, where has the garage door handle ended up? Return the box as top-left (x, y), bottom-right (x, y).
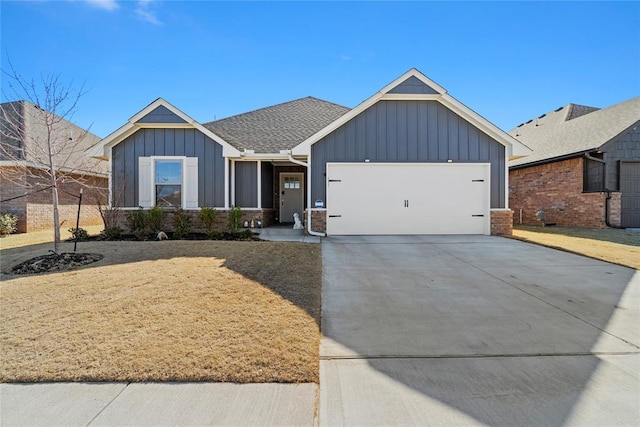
top-left (472, 179), bottom-right (485, 182)
top-left (329, 215), bottom-right (342, 218)
top-left (329, 179), bottom-right (342, 182)
top-left (472, 214), bottom-right (485, 217)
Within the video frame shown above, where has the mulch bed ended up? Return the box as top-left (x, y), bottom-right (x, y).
top-left (8, 252), bottom-right (104, 275)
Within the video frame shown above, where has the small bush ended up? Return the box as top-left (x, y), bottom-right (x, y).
top-left (199, 207), bottom-right (218, 239)
top-left (147, 206), bottom-right (165, 233)
top-left (68, 227), bottom-right (89, 241)
top-left (227, 206), bottom-right (242, 233)
top-left (172, 208), bottom-right (191, 240)
top-left (102, 226), bottom-right (122, 240)
top-left (126, 208), bottom-right (152, 240)
top-left (0, 212), bottom-right (18, 236)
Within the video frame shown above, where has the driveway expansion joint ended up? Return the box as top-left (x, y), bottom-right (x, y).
top-left (86, 382), bottom-right (130, 426)
top-left (320, 351), bottom-right (640, 361)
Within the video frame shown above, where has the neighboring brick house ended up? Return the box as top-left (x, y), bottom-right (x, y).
top-left (0, 100), bottom-right (108, 232)
top-left (509, 97), bottom-right (640, 228)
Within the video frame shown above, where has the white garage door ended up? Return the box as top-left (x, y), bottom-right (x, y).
top-left (326, 163), bottom-right (490, 235)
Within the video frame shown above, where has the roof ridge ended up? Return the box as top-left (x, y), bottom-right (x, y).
top-left (204, 96), bottom-right (348, 125)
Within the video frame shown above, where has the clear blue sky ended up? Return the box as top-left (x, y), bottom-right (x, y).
top-left (2, 1), bottom-right (639, 138)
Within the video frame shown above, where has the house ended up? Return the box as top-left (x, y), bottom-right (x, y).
top-left (0, 100), bottom-right (108, 232)
top-left (509, 97), bottom-right (640, 228)
top-left (88, 68), bottom-right (531, 236)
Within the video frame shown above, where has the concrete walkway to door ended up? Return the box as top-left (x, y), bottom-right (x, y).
top-left (319, 235), bottom-right (640, 426)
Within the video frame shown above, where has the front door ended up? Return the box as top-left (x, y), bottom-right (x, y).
top-left (280, 173), bottom-right (304, 223)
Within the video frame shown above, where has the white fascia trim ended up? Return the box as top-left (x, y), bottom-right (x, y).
top-left (378, 68), bottom-right (447, 95)
top-left (292, 68), bottom-right (445, 156)
top-left (438, 95), bottom-right (533, 157)
top-left (292, 91), bottom-right (382, 156)
top-left (379, 94), bottom-right (442, 101)
top-left (91, 98), bottom-right (241, 159)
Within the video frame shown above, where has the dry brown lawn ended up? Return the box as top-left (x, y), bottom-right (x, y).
top-left (0, 239), bottom-right (321, 383)
top-left (512, 226), bottom-right (640, 270)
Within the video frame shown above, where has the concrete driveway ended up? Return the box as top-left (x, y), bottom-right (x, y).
top-left (319, 235), bottom-right (640, 426)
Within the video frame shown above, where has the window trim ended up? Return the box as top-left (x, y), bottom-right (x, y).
top-left (138, 155), bottom-right (198, 209)
top-left (152, 156), bottom-right (186, 208)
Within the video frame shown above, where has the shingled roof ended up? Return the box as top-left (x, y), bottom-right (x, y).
top-left (203, 97), bottom-right (350, 153)
top-left (509, 96), bottom-right (640, 167)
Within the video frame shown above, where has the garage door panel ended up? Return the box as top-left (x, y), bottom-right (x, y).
top-left (326, 163), bottom-right (490, 235)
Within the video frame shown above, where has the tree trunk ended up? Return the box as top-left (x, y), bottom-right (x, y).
top-left (52, 185), bottom-right (61, 254)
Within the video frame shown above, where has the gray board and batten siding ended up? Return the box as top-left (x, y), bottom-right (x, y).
top-left (112, 128), bottom-right (225, 207)
top-left (311, 100), bottom-right (506, 208)
top-left (234, 161), bottom-right (258, 208)
top-left (388, 76), bottom-right (440, 95)
top-left (137, 105), bottom-right (187, 124)
top-left (602, 120), bottom-right (640, 192)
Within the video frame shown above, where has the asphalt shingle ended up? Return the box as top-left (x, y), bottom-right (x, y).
top-left (509, 96), bottom-right (640, 167)
top-left (203, 97), bottom-right (350, 154)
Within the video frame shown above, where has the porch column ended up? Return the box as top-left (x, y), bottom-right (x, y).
top-left (257, 160), bottom-right (262, 209)
top-left (224, 157), bottom-right (229, 209)
top-left (230, 159), bottom-right (235, 207)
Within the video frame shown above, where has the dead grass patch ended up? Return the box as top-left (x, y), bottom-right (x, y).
top-left (0, 240), bottom-right (321, 383)
top-left (512, 226), bottom-right (640, 270)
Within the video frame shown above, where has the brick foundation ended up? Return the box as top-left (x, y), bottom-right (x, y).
top-left (305, 209), bottom-right (327, 234)
top-left (509, 157), bottom-right (620, 228)
top-left (490, 209), bottom-right (513, 236)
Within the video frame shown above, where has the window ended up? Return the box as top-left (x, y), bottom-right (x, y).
top-left (284, 176), bottom-right (300, 189)
top-left (155, 160), bottom-right (182, 207)
top-left (138, 156), bottom-right (198, 209)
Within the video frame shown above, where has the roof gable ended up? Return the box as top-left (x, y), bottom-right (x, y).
top-left (388, 75), bottom-right (440, 95)
top-left (86, 98), bottom-right (240, 159)
top-left (509, 96), bottom-right (640, 167)
top-left (136, 105), bottom-right (187, 124)
top-left (292, 68), bottom-right (531, 160)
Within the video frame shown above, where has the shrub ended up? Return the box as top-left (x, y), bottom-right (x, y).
top-left (68, 227), bottom-right (89, 241)
top-left (227, 206), bottom-right (242, 233)
top-left (147, 206), bottom-right (165, 233)
top-left (102, 226), bottom-right (122, 240)
top-left (126, 208), bottom-right (151, 240)
top-left (199, 207), bottom-right (218, 239)
top-left (0, 212), bottom-right (18, 236)
top-left (172, 208), bottom-right (191, 240)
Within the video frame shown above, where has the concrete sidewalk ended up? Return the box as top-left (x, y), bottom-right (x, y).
top-left (319, 235), bottom-right (640, 426)
top-left (0, 382), bottom-right (316, 426)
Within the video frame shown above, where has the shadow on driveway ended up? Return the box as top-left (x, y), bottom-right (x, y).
top-left (320, 235), bottom-right (639, 426)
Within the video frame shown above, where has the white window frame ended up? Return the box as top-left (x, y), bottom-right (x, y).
top-left (139, 156), bottom-right (199, 209)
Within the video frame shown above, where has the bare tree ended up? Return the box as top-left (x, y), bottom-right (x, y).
top-left (0, 62), bottom-right (104, 253)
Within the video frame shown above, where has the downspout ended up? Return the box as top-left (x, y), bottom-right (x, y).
top-left (288, 153), bottom-right (326, 237)
top-left (585, 152), bottom-right (625, 229)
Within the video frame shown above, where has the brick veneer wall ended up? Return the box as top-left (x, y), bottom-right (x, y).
top-left (509, 157), bottom-right (620, 228)
top-left (305, 209), bottom-right (327, 234)
top-left (0, 166), bottom-right (107, 232)
top-left (490, 209), bottom-right (513, 236)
